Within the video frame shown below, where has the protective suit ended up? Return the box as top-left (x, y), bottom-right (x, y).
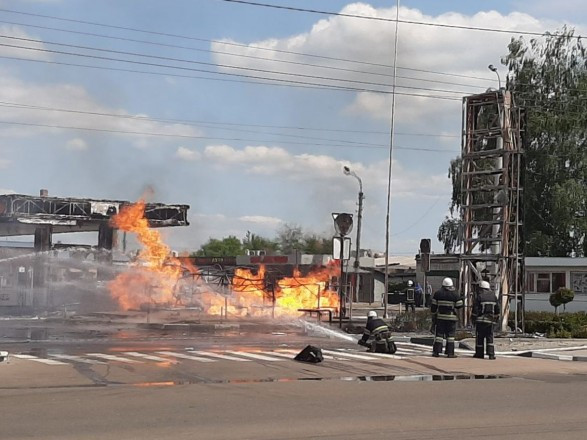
top-left (472, 281), bottom-right (499, 359)
top-left (430, 278), bottom-right (463, 358)
top-left (358, 312), bottom-right (397, 354)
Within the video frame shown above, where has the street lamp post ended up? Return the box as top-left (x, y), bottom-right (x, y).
top-left (488, 64), bottom-right (502, 90)
top-left (343, 166), bottom-right (363, 319)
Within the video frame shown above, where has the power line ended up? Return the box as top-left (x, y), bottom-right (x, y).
top-left (219, 0), bottom-right (582, 39)
top-left (0, 119), bottom-right (460, 153)
top-left (0, 98), bottom-right (461, 139)
top-left (0, 9), bottom-right (498, 82)
top-left (0, 34), bottom-right (477, 95)
top-left (0, 19), bottom-right (492, 90)
top-left (0, 100), bottom-right (391, 148)
top-left (0, 42), bottom-right (465, 100)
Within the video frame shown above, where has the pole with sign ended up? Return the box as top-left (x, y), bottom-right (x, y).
top-left (420, 239), bottom-right (431, 309)
top-left (332, 213), bottom-right (353, 328)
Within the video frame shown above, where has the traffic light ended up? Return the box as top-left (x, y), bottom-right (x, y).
top-left (419, 238), bottom-right (431, 254)
top-left (420, 238), bottom-right (431, 273)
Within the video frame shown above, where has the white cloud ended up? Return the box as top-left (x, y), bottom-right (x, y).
top-left (238, 215), bottom-right (283, 226)
top-left (0, 73), bottom-right (202, 148)
top-left (0, 25), bottom-right (51, 61)
top-left (65, 137), bottom-right (88, 151)
top-left (203, 144), bottom-right (449, 198)
top-left (211, 4), bottom-right (581, 123)
top-left (175, 146), bottom-right (201, 161)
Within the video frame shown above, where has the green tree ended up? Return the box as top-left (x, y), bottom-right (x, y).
top-left (242, 231), bottom-right (278, 253)
top-left (437, 216), bottom-right (461, 254)
top-left (302, 233), bottom-right (333, 254)
top-left (195, 236), bottom-right (243, 257)
top-left (549, 293), bottom-right (563, 315)
top-left (276, 223), bottom-right (304, 254)
top-left (557, 287), bottom-right (575, 312)
top-left (503, 28), bottom-right (587, 256)
top-left (438, 29), bottom-right (587, 257)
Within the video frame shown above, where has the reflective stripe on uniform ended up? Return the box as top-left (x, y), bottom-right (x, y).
top-left (371, 325), bottom-right (388, 334)
top-left (436, 314), bottom-right (458, 321)
top-left (436, 300), bottom-right (456, 307)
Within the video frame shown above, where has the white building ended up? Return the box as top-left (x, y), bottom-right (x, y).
top-left (525, 257), bottom-right (587, 295)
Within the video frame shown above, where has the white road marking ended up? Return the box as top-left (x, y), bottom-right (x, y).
top-left (224, 351), bottom-right (284, 362)
top-left (156, 351), bottom-right (216, 363)
top-left (12, 354), bottom-right (67, 365)
top-left (123, 352), bottom-right (178, 363)
top-left (257, 351), bottom-right (297, 359)
top-left (321, 349), bottom-right (376, 360)
top-left (349, 351), bottom-right (405, 360)
top-left (189, 351), bottom-right (251, 362)
top-left (50, 354), bottom-right (105, 365)
top-left (85, 353), bottom-right (142, 363)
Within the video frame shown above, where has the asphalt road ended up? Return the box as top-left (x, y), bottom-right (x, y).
top-left (2, 375), bottom-right (587, 439)
top-left (2, 320), bottom-right (587, 439)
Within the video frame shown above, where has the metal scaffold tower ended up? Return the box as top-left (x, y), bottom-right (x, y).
top-left (460, 90), bottom-right (525, 332)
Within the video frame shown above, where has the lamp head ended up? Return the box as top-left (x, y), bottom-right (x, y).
top-left (343, 166), bottom-right (351, 176)
top-left (488, 64), bottom-right (497, 72)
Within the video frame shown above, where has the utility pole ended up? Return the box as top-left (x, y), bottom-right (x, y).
top-left (343, 166), bottom-right (363, 319)
top-left (384, 0), bottom-right (400, 318)
top-left (354, 189), bottom-right (363, 310)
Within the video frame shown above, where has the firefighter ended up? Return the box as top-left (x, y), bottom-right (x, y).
top-left (430, 278), bottom-right (463, 358)
top-left (472, 280), bottom-right (499, 360)
top-left (358, 311), bottom-right (397, 354)
top-left (405, 280), bottom-right (416, 312)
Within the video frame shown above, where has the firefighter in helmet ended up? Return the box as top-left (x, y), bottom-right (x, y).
top-left (472, 280), bottom-right (499, 360)
top-left (358, 311), bottom-right (397, 354)
top-left (430, 278), bottom-right (463, 358)
top-left (405, 280), bottom-right (416, 312)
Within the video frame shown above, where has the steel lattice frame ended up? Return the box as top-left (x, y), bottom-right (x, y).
top-left (459, 90), bottom-right (525, 331)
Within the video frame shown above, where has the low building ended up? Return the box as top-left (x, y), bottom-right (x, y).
top-left (524, 257), bottom-right (587, 295)
top-left (413, 254), bottom-right (587, 312)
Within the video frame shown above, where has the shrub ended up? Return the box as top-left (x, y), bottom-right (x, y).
top-left (571, 326), bottom-right (587, 339)
top-left (523, 311), bottom-right (587, 337)
top-left (557, 287), bottom-right (575, 311)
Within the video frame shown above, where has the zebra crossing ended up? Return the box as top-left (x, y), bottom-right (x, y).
top-left (10, 343), bottom-right (438, 367)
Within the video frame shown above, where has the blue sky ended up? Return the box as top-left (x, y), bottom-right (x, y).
top-left (0, 0), bottom-right (585, 256)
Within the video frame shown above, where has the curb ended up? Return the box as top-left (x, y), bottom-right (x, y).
top-left (526, 352), bottom-right (587, 362)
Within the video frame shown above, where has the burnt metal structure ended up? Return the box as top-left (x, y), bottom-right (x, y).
top-left (0, 191), bottom-right (189, 302)
top-left (0, 193), bottom-right (188, 237)
top-left (460, 90), bottom-right (525, 332)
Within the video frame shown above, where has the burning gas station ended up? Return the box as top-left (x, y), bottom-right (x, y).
top-left (0, 190), bottom-right (349, 323)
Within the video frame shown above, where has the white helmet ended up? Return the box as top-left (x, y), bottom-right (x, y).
top-left (407, 280), bottom-right (414, 287)
top-left (442, 277), bottom-right (454, 288)
top-left (367, 311), bottom-right (377, 318)
top-left (480, 280), bottom-right (490, 289)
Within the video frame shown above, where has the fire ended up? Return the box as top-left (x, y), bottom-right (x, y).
top-left (201, 263), bottom-right (340, 318)
top-left (108, 201), bottom-right (340, 318)
top-left (108, 200), bottom-right (183, 310)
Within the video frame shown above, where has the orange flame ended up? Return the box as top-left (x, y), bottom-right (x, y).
top-left (108, 201), bottom-right (340, 317)
top-left (202, 262), bottom-right (340, 318)
top-left (108, 200), bottom-right (183, 310)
